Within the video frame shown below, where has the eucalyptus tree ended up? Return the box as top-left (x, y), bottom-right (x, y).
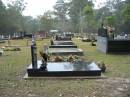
top-left (83, 3), bottom-right (95, 33)
top-left (39, 11), bottom-right (53, 32)
top-left (0, 0), bottom-right (7, 34)
top-left (122, 0), bottom-right (130, 33)
top-left (54, 0), bottom-right (68, 32)
top-left (6, 0), bottom-right (26, 33)
top-left (68, 0), bottom-right (92, 33)
top-left (22, 16), bottom-right (39, 34)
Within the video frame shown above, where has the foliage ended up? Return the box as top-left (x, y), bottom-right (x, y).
top-left (24, 17), bottom-right (39, 33)
top-left (122, 2), bottom-right (130, 33)
top-left (122, 3), bottom-right (130, 21)
top-left (83, 4), bottom-right (93, 16)
top-left (105, 15), bottom-right (116, 26)
top-left (68, 0), bottom-right (90, 33)
top-left (0, 0), bottom-right (7, 33)
top-left (1, 0), bottom-right (130, 35)
top-left (0, 0), bottom-right (26, 35)
top-left (53, 0), bottom-right (68, 32)
top-left (83, 4), bottom-right (95, 33)
top-left (39, 11), bottom-right (53, 32)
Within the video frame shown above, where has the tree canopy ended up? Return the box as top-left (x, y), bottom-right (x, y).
top-left (0, 0), bottom-right (130, 35)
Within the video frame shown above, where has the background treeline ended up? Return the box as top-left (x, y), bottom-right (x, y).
top-left (0, 0), bottom-right (130, 35)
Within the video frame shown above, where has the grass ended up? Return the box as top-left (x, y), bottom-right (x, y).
top-left (0, 38), bottom-right (130, 97)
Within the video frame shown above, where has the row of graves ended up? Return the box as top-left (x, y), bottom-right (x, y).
top-left (48, 35), bottom-right (83, 55)
top-left (25, 35), bottom-right (104, 78)
top-left (97, 26), bottom-right (130, 53)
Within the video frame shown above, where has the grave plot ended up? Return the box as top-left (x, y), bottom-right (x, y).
top-left (53, 40), bottom-right (74, 45)
top-left (55, 35), bottom-right (72, 41)
top-left (27, 60), bottom-right (101, 77)
top-left (47, 48), bottom-right (83, 55)
top-left (49, 45), bottom-right (77, 48)
top-left (97, 27), bottom-right (130, 53)
top-left (50, 38), bottom-right (77, 48)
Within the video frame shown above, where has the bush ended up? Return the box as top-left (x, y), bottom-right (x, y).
top-left (0, 41), bottom-right (5, 44)
top-left (4, 47), bottom-right (21, 51)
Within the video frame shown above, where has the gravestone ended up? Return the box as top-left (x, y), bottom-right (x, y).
top-left (31, 34), bottom-right (37, 69)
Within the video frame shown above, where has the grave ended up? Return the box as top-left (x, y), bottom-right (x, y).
top-left (97, 27), bottom-right (130, 53)
top-left (47, 48), bottom-right (83, 55)
top-left (26, 36), bottom-right (101, 78)
top-left (49, 45), bottom-right (77, 48)
top-left (55, 35), bottom-right (71, 41)
top-left (53, 40), bottom-right (74, 45)
top-left (27, 61), bottom-right (101, 77)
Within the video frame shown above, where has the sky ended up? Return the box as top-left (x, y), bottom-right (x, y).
top-left (2, 0), bottom-right (106, 18)
top-left (23, 0), bottom-right (57, 17)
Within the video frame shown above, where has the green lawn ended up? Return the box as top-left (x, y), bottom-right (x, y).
top-left (0, 38), bottom-right (130, 97)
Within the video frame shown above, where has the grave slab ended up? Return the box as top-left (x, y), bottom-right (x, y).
top-left (53, 41), bottom-right (74, 45)
top-left (47, 48), bottom-right (83, 55)
top-left (49, 45), bottom-right (77, 48)
top-left (27, 60), bottom-right (102, 77)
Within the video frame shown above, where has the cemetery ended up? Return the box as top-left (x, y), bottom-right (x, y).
top-left (0, 37), bottom-right (130, 97)
top-left (1, 0), bottom-right (130, 96)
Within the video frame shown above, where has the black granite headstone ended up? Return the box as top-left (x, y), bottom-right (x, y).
top-left (31, 34), bottom-right (37, 69)
top-left (98, 28), bottom-right (108, 37)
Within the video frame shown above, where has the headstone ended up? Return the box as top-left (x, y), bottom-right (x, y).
top-left (31, 34), bottom-right (37, 69)
top-left (98, 27), bottom-right (108, 37)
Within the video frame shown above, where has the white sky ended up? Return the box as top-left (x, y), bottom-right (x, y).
top-left (2, 0), bottom-right (106, 18)
top-left (23, 0), bottom-right (57, 18)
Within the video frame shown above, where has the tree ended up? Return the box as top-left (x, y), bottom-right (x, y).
top-left (0, 0), bottom-right (7, 34)
top-left (54, 0), bottom-right (68, 32)
top-left (122, 2), bottom-right (130, 33)
top-left (105, 15), bottom-right (116, 26)
top-left (69, 0), bottom-right (91, 33)
top-left (83, 4), bottom-right (94, 33)
top-left (39, 11), bottom-right (53, 32)
top-left (22, 16), bottom-right (39, 34)
top-left (6, 0), bottom-right (26, 33)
